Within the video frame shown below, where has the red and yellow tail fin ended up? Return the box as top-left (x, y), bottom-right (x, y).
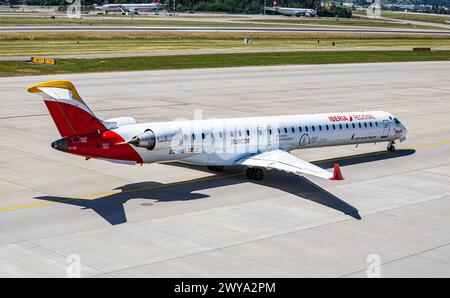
top-left (28, 80), bottom-right (106, 137)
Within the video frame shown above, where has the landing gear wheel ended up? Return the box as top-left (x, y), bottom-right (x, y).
top-left (207, 166), bottom-right (224, 172)
top-left (387, 141), bottom-right (396, 152)
top-left (246, 168), bottom-right (264, 181)
top-left (253, 168), bottom-right (264, 181)
top-left (246, 168), bottom-right (255, 179)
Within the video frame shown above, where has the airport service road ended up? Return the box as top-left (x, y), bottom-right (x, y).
top-left (0, 62), bottom-right (450, 277)
top-left (1, 25), bottom-right (450, 35)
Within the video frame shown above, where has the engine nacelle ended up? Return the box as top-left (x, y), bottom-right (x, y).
top-left (104, 117), bottom-right (137, 128)
top-left (128, 128), bottom-right (182, 151)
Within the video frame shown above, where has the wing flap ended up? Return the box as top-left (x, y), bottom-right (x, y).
top-left (236, 150), bottom-right (338, 180)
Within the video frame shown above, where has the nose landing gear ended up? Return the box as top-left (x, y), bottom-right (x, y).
top-left (387, 140), bottom-right (396, 152)
top-left (246, 168), bottom-right (264, 181)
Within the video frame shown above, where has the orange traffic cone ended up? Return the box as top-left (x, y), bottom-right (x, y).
top-left (331, 163), bottom-right (344, 180)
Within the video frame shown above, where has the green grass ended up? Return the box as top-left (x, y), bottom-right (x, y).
top-left (1, 32), bottom-right (449, 57)
top-left (1, 50), bottom-right (449, 77)
top-left (381, 11), bottom-right (450, 25)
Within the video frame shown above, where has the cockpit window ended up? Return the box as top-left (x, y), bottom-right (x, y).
top-left (394, 118), bottom-right (401, 125)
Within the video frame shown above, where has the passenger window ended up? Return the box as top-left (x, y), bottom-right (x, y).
top-left (299, 127), bottom-right (302, 133)
top-left (319, 125), bottom-right (322, 131)
top-left (277, 128), bottom-right (280, 134)
top-left (332, 124), bottom-right (336, 130)
top-left (269, 129), bottom-right (272, 134)
top-left (291, 127), bottom-right (295, 133)
top-left (346, 124), bottom-right (349, 129)
top-left (369, 122), bottom-right (373, 127)
top-left (284, 128), bottom-right (287, 133)
top-left (192, 134), bottom-right (195, 140)
top-left (246, 130), bottom-right (250, 136)
top-left (305, 126), bottom-right (309, 132)
top-left (364, 123), bottom-right (367, 128)
top-left (202, 133), bottom-right (205, 140)
top-left (375, 122), bottom-right (379, 127)
top-left (358, 123), bottom-right (362, 128)
top-left (326, 125), bottom-right (329, 130)
top-left (339, 124), bottom-right (342, 129)
top-left (312, 126), bottom-right (315, 132)
top-left (352, 123), bottom-right (355, 129)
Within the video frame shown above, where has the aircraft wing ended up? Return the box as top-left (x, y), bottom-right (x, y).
top-left (236, 150), bottom-right (343, 180)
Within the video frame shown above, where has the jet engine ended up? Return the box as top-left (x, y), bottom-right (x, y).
top-left (128, 128), bottom-right (182, 151)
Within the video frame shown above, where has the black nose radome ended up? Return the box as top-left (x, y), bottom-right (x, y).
top-left (51, 138), bottom-right (68, 152)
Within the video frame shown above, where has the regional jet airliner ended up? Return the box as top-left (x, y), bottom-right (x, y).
top-left (28, 80), bottom-right (407, 181)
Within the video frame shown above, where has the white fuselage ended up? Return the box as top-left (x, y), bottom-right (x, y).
top-left (96, 3), bottom-right (163, 13)
top-left (268, 6), bottom-right (316, 16)
top-left (113, 111), bottom-right (407, 166)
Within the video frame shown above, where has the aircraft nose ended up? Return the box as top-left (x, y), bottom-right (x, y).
top-left (51, 138), bottom-right (68, 152)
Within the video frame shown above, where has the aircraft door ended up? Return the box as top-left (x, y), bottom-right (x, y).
top-left (381, 120), bottom-right (390, 138)
top-left (266, 125), bottom-right (273, 149)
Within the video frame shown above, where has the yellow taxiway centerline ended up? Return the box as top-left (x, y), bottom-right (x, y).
top-left (0, 140), bottom-right (449, 212)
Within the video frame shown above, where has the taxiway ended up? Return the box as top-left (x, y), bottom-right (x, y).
top-left (0, 62), bottom-right (449, 277)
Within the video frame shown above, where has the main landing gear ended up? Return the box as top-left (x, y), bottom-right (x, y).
top-left (387, 140), bottom-right (396, 152)
top-left (246, 168), bottom-right (264, 181)
top-left (207, 166), bottom-right (224, 172)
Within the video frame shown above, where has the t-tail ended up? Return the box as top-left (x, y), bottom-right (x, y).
top-left (28, 80), bottom-right (106, 137)
top-left (28, 80), bottom-right (142, 164)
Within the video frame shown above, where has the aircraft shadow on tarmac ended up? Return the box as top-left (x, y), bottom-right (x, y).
top-left (34, 149), bottom-right (415, 225)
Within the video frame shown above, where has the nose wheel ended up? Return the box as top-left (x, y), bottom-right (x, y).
top-left (387, 141), bottom-right (396, 152)
top-left (246, 168), bottom-right (264, 181)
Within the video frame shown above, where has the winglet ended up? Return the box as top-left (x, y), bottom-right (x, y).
top-left (331, 163), bottom-right (344, 181)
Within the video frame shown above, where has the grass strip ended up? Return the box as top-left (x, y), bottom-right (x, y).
top-left (1, 50), bottom-right (449, 77)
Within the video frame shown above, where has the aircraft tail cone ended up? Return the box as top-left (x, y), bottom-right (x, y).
top-left (127, 136), bottom-right (140, 146)
top-left (331, 163), bottom-right (344, 181)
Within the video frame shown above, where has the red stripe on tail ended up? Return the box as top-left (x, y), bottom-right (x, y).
top-left (44, 100), bottom-right (106, 137)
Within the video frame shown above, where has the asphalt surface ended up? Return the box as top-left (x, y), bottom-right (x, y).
top-left (0, 62), bottom-right (449, 277)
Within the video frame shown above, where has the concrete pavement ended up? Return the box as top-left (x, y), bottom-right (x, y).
top-left (0, 62), bottom-right (449, 277)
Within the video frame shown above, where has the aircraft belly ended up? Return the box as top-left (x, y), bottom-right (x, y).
top-left (180, 153), bottom-right (238, 166)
